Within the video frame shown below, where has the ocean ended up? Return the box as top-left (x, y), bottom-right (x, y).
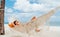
top-left (4, 22), bottom-right (60, 26)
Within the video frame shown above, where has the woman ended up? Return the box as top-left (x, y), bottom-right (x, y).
top-left (8, 17), bottom-right (40, 32)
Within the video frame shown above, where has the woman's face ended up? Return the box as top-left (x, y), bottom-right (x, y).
top-left (15, 21), bottom-right (20, 25)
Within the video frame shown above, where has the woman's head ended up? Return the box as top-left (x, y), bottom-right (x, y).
top-left (8, 20), bottom-right (20, 28)
top-left (14, 20), bottom-right (20, 25)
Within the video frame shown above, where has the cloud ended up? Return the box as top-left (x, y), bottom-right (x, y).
top-left (13, 0), bottom-right (60, 13)
top-left (51, 15), bottom-right (60, 18)
top-left (5, 7), bottom-right (13, 13)
top-left (51, 15), bottom-right (57, 18)
top-left (13, 0), bottom-right (53, 12)
top-left (34, 0), bottom-right (60, 6)
top-left (6, 8), bottom-right (13, 13)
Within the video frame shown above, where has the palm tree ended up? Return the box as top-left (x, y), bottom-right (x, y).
top-left (0, 0), bottom-right (5, 35)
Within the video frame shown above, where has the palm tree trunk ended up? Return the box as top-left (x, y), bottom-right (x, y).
top-left (0, 0), bottom-right (5, 35)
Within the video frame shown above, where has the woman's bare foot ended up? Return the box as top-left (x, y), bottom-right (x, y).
top-left (35, 29), bottom-right (40, 32)
top-left (31, 16), bottom-right (36, 21)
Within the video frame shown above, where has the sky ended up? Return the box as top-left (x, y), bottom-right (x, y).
top-left (4, 0), bottom-right (60, 24)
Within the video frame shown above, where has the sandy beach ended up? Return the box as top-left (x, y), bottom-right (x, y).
top-left (0, 24), bottom-right (60, 37)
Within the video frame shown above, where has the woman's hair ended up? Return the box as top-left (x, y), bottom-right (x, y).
top-left (14, 20), bottom-right (17, 25)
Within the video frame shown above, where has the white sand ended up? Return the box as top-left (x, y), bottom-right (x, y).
top-left (0, 24), bottom-right (60, 37)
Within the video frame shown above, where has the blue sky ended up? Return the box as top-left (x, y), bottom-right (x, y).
top-left (5, 0), bottom-right (60, 24)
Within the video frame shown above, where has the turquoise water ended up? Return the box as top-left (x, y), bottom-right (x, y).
top-left (4, 22), bottom-right (60, 26)
top-left (49, 22), bottom-right (60, 26)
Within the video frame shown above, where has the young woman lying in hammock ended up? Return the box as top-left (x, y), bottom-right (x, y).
top-left (8, 16), bottom-right (40, 32)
